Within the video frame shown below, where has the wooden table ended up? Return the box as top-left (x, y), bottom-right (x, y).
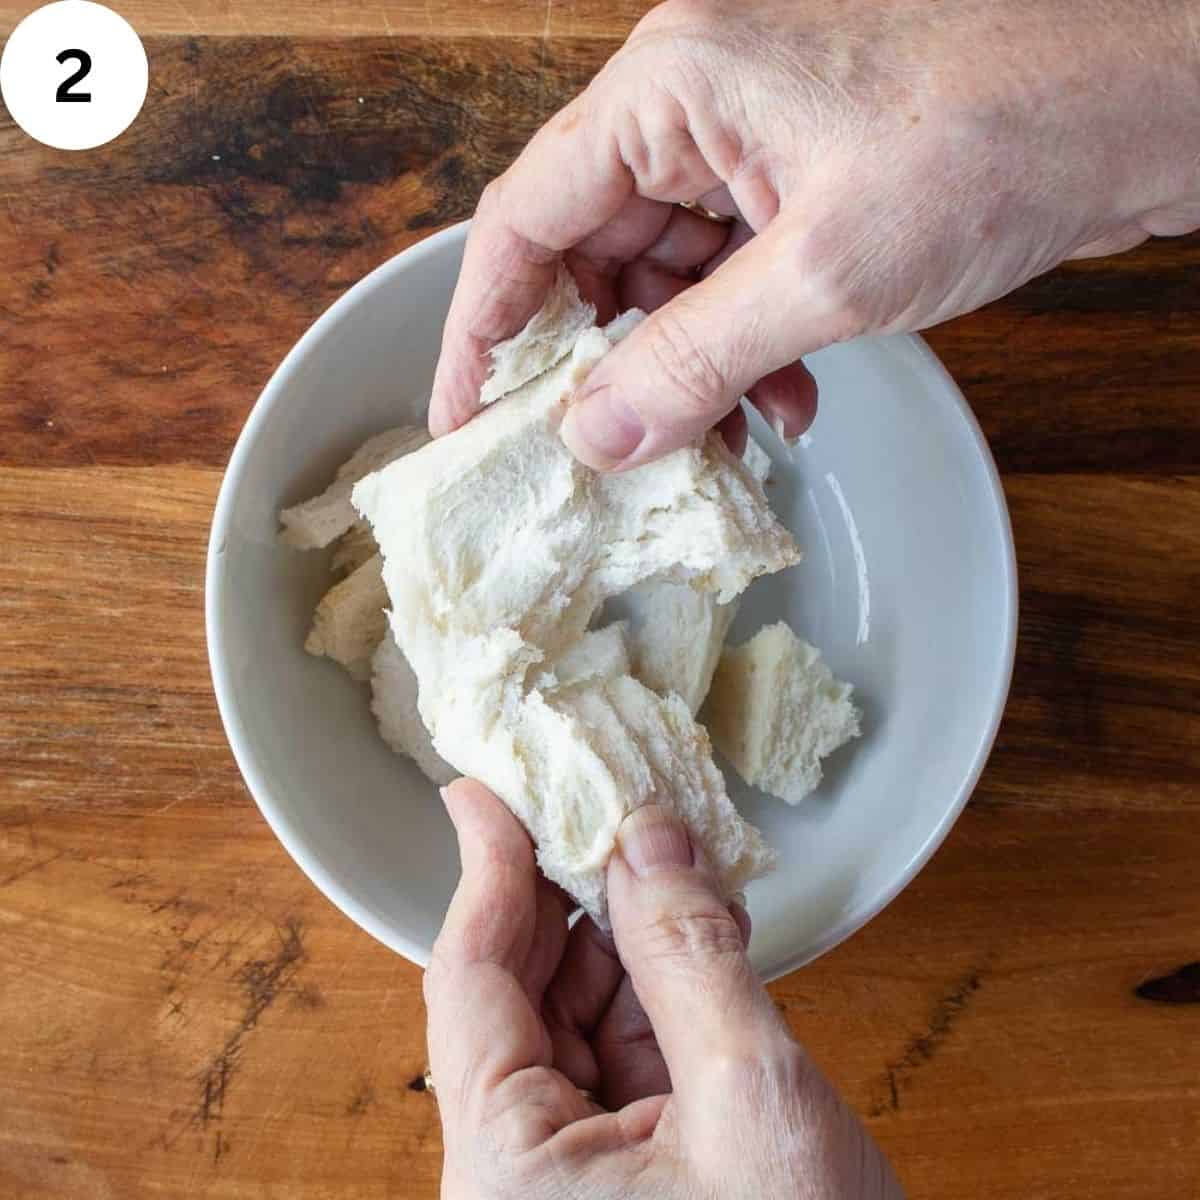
top-left (1, 4), bottom-right (1197, 1196)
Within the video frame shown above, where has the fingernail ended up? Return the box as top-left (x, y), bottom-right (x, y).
top-left (560, 385), bottom-right (645, 469)
top-left (769, 410), bottom-right (801, 449)
top-left (616, 805), bottom-right (693, 877)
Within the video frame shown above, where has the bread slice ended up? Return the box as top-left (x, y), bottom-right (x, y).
top-left (303, 553), bottom-right (388, 680)
top-left (352, 272), bottom-right (798, 924)
top-left (704, 622), bottom-right (860, 804)
top-left (280, 426), bottom-right (430, 549)
top-left (614, 434), bottom-right (774, 713)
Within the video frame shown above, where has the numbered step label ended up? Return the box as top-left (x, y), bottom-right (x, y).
top-left (1, 2), bottom-right (147, 150)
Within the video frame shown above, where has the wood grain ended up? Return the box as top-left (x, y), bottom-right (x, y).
top-left (1, 15), bottom-right (1198, 1200)
top-left (0, 36), bottom-right (608, 469)
top-left (0, 0), bottom-right (656, 39)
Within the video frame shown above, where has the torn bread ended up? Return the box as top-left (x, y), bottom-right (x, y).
top-left (613, 434), bottom-right (774, 713)
top-left (331, 519), bottom-right (378, 577)
top-left (304, 553), bottom-right (388, 680)
top-left (704, 622), bottom-right (860, 804)
top-left (610, 582), bottom-right (738, 714)
top-left (535, 622), bottom-right (631, 692)
top-left (371, 633), bottom-right (457, 786)
top-left (478, 269), bottom-right (598, 408)
top-left (353, 273), bottom-right (799, 924)
top-left (280, 426), bottom-right (430, 549)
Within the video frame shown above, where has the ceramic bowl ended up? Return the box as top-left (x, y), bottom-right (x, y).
top-left (206, 221), bottom-right (1017, 980)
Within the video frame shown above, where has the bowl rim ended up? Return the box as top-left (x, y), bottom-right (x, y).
top-left (206, 219), bottom-right (1018, 982)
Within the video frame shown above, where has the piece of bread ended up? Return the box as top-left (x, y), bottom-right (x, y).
top-left (280, 426), bottom-right (430, 549)
top-left (352, 271), bottom-right (799, 925)
top-left (331, 519), bottom-right (378, 577)
top-left (478, 269), bottom-right (597, 408)
top-left (704, 622), bottom-right (860, 804)
top-left (613, 434), bottom-right (773, 713)
top-left (371, 632), bottom-right (457, 785)
top-left (304, 553), bottom-right (388, 680)
top-left (612, 581), bottom-right (738, 714)
top-left (742, 433), bottom-right (773, 485)
top-left (535, 622), bottom-right (631, 692)
top-left (370, 623), bottom-right (632, 790)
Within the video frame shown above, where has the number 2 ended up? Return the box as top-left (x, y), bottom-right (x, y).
top-left (55, 48), bottom-right (92, 103)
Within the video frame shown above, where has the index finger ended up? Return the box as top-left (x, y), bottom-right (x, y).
top-left (425, 780), bottom-right (549, 1111)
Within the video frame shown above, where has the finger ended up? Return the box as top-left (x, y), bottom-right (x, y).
top-left (425, 780), bottom-right (550, 1114)
top-left (542, 917), bottom-right (625, 1092)
top-left (592, 975), bottom-right (671, 1110)
top-left (566, 195), bottom-right (674, 324)
top-left (616, 207), bottom-right (735, 313)
top-left (572, 193), bottom-right (674, 270)
top-left (605, 806), bottom-right (790, 1099)
top-left (692, 185), bottom-right (740, 219)
top-left (639, 205), bottom-right (732, 273)
top-left (729, 901), bottom-right (752, 948)
top-left (714, 404), bottom-right (748, 458)
top-left (617, 258), bottom-right (692, 315)
top-left (698, 217), bottom-right (753, 276)
top-left (592, 898), bottom-right (751, 1110)
top-left (428, 91), bottom-right (633, 438)
top-left (541, 1093), bottom-right (669, 1164)
top-left (520, 877), bottom-right (575, 1008)
top-left (433, 779), bottom-right (538, 973)
top-left (430, 49), bottom-right (729, 438)
top-left (572, 200), bottom-right (734, 325)
top-left (561, 214), bottom-right (849, 470)
top-left (746, 360), bottom-right (819, 443)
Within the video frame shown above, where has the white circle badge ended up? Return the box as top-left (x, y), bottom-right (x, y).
top-left (0, 1), bottom-right (148, 151)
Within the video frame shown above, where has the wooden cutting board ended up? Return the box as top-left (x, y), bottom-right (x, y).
top-left (1, 4), bottom-right (1197, 1196)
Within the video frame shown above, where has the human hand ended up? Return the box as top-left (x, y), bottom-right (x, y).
top-left (429, 0), bottom-right (1200, 469)
top-left (425, 779), bottom-right (903, 1199)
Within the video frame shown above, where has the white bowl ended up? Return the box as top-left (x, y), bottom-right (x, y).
top-left (207, 221), bottom-right (1016, 981)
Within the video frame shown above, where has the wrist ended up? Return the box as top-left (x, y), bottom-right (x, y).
top-left (1134, 4), bottom-right (1200, 220)
top-left (932, 2), bottom-right (1200, 228)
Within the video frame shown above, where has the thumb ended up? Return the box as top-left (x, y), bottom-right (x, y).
top-left (560, 216), bottom-right (847, 470)
top-left (606, 806), bottom-right (790, 1098)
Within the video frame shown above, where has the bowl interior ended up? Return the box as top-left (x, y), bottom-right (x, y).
top-left (207, 224), bottom-right (1015, 980)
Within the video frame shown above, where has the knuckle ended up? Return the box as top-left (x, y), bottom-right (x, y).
top-left (646, 306), bottom-right (731, 419)
top-left (476, 176), bottom-right (505, 217)
top-left (423, 946), bottom-right (457, 1006)
top-left (640, 904), bottom-right (746, 966)
top-left (611, 79), bottom-right (696, 200)
top-left (699, 1040), bottom-right (815, 1118)
top-left (792, 230), bottom-right (872, 342)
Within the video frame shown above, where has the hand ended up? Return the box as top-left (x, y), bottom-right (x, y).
top-left (425, 779), bottom-right (903, 1199)
top-left (429, 0), bottom-right (1200, 469)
